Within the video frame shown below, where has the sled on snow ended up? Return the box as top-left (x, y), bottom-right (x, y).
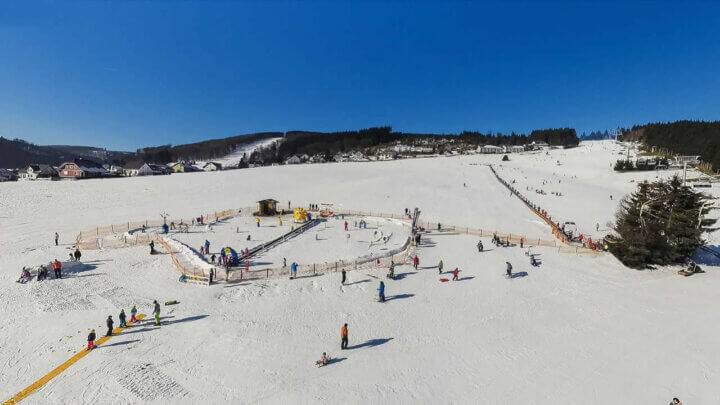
top-left (678, 262), bottom-right (704, 276)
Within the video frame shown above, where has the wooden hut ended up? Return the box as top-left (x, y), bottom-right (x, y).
top-left (256, 199), bottom-right (279, 216)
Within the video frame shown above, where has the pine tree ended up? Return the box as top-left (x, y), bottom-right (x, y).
top-left (610, 176), bottom-right (716, 268)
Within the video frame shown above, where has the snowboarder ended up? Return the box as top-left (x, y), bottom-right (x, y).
top-left (153, 300), bottom-right (161, 326)
top-left (438, 259), bottom-right (444, 274)
top-left (54, 232), bottom-right (59, 246)
top-left (378, 281), bottom-right (385, 302)
top-left (506, 262), bottom-right (513, 278)
top-left (340, 324), bottom-right (349, 350)
top-left (74, 248), bottom-right (81, 262)
top-left (87, 329), bottom-right (96, 351)
top-left (119, 309), bottom-right (127, 327)
top-left (413, 255), bottom-right (419, 270)
top-left (477, 240), bottom-right (484, 252)
top-left (341, 269), bottom-right (346, 285)
top-left (452, 268), bottom-right (459, 281)
top-left (106, 315), bottom-right (114, 336)
top-left (291, 262), bottom-right (297, 279)
top-left (130, 305), bottom-right (137, 323)
top-left (52, 259), bottom-right (62, 279)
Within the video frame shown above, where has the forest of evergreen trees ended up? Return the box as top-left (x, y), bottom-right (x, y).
top-left (622, 120), bottom-right (720, 170)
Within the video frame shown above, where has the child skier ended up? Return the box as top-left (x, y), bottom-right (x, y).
top-left (130, 305), bottom-right (137, 323)
top-left (506, 262), bottom-right (513, 278)
top-left (477, 240), bottom-right (484, 252)
top-left (119, 309), bottom-right (127, 328)
top-left (315, 352), bottom-right (330, 367)
top-left (87, 329), bottom-right (96, 351)
top-left (438, 259), bottom-right (443, 274)
top-left (453, 268), bottom-right (460, 281)
top-left (378, 281), bottom-right (385, 302)
top-left (153, 300), bottom-right (161, 326)
top-left (413, 255), bottom-right (419, 270)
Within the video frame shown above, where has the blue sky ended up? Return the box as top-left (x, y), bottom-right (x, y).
top-left (1, 1), bottom-right (719, 151)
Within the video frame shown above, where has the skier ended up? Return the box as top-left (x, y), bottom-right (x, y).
top-left (344, 221), bottom-right (348, 231)
top-left (283, 257), bottom-right (287, 267)
top-left (437, 223), bottom-right (441, 231)
top-left (106, 315), bottom-right (114, 336)
top-left (153, 300), bottom-right (161, 326)
top-left (341, 269), bottom-right (346, 285)
top-left (210, 254), bottom-right (216, 264)
top-left (209, 268), bottom-right (214, 284)
top-left (506, 262), bottom-right (513, 278)
top-left (87, 329), bottom-right (96, 351)
top-left (291, 262), bottom-right (297, 279)
top-left (340, 324), bottom-right (348, 350)
top-left (54, 232), bottom-right (59, 246)
top-left (671, 398), bottom-right (682, 405)
top-left (255, 218), bottom-right (260, 228)
top-left (149, 240), bottom-right (156, 254)
top-left (387, 262), bottom-right (395, 279)
top-left (596, 223), bottom-right (600, 232)
top-left (531, 255), bottom-right (539, 267)
top-left (453, 268), bottom-right (459, 281)
top-left (204, 240), bottom-right (210, 255)
top-left (119, 309), bottom-right (127, 327)
top-left (477, 240), bottom-right (484, 252)
top-left (74, 248), bottom-right (82, 262)
top-left (520, 238), bottom-right (524, 249)
top-left (130, 305), bottom-right (138, 323)
top-left (413, 255), bottom-right (419, 270)
top-left (52, 259), bottom-right (62, 279)
top-left (378, 281), bottom-right (385, 302)
top-left (438, 259), bottom-right (444, 274)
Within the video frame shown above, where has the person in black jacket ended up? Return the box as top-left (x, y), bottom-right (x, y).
top-left (106, 315), bottom-right (114, 336)
top-left (87, 329), bottom-right (96, 350)
top-left (73, 248), bottom-right (82, 261)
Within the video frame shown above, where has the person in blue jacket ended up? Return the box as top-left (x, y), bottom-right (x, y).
top-left (291, 262), bottom-right (297, 279)
top-left (204, 240), bottom-right (210, 255)
top-left (378, 281), bottom-right (385, 302)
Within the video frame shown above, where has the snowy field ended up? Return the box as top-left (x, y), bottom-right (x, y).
top-left (1, 140), bottom-right (719, 404)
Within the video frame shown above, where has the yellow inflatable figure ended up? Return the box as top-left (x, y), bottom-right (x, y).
top-left (294, 208), bottom-right (308, 223)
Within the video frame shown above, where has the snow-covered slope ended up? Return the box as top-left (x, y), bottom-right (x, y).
top-left (198, 137), bottom-right (281, 167)
top-left (1, 141), bottom-right (718, 404)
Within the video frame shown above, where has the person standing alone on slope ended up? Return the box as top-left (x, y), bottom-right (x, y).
top-left (153, 300), bottom-right (161, 326)
top-left (341, 323), bottom-right (348, 350)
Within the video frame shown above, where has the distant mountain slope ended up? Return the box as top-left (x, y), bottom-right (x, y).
top-left (0, 138), bottom-right (131, 169)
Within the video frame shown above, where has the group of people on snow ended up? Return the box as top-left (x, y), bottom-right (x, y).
top-left (87, 302), bottom-right (159, 350)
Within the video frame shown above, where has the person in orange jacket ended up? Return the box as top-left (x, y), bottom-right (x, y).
top-left (341, 323), bottom-right (348, 350)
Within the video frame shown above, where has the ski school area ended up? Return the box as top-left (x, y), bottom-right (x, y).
top-left (1, 141), bottom-right (719, 403)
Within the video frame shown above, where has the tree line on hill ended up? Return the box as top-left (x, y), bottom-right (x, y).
top-left (621, 120), bottom-right (720, 171)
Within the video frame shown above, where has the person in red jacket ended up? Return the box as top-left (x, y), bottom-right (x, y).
top-left (413, 255), bottom-right (419, 270)
top-left (344, 221), bottom-right (348, 231)
top-left (452, 268), bottom-right (460, 281)
top-left (52, 259), bottom-right (62, 279)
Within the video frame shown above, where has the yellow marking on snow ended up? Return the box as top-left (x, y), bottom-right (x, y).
top-left (3, 314), bottom-right (147, 404)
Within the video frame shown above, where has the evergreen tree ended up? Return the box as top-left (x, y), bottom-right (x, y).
top-left (610, 176), bottom-right (716, 268)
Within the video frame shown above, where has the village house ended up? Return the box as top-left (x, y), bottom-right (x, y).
top-left (0, 168), bottom-right (18, 182)
top-left (18, 164), bottom-right (57, 181)
top-left (507, 145), bottom-right (525, 153)
top-left (57, 159), bottom-right (109, 179)
top-left (202, 162), bottom-right (223, 171)
top-left (478, 145), bottom-right (503, 154)
top-left (168, 162), bottom-right (200, 173)
top-left (123, 162), bottom-right (155, 177)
